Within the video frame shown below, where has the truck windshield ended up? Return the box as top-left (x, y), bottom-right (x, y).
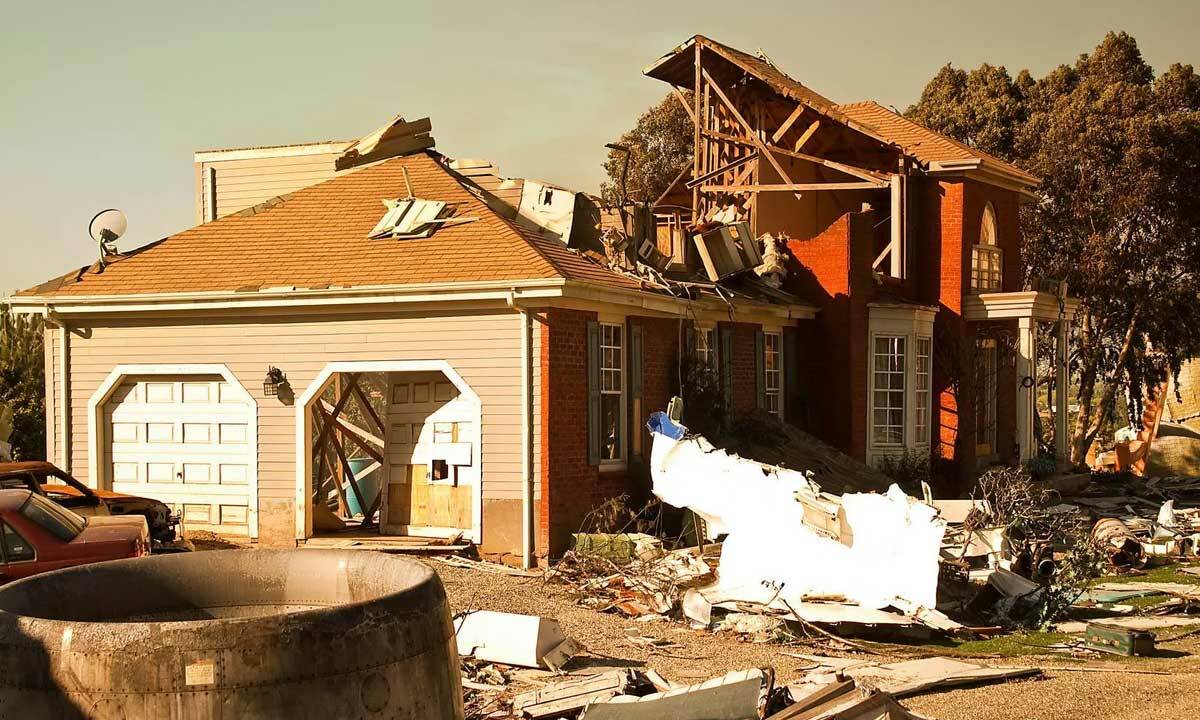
top-left (20, 493), bottom-right (87, 541)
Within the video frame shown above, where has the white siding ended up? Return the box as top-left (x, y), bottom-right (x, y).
top-left (55, 309), bottom-right (531, 523)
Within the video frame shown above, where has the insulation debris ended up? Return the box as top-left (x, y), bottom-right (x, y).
top-left (647, 412), bottom-right (946, 615)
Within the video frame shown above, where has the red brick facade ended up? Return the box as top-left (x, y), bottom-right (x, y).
top-left (538, 308), bottom-right (764, 558)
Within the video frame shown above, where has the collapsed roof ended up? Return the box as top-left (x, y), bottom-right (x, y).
top-left (644, 34), bottom-right (1038, 189)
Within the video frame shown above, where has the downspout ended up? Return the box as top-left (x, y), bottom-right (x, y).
top-left (55, 314), bottom-right (71, 472)
top-left (507, 291), bottom-right (536, 569)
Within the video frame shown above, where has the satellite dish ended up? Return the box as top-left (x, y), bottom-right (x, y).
top-left (89, 208), bottom-right (127, 269)
top-left (89, 208), bottom-right (127, 244)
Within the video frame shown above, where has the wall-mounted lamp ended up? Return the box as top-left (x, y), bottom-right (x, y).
top-left (263, 366), bottom-right (288, 397)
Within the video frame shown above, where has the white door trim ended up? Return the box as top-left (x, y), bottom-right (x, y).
top-left (293, 360), bottom-right (483, 543)
top-left (86, 363), bottom-right (260, 539)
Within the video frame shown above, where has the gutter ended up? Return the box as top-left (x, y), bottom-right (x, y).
top-left (7, 279), bottom-right (818, 324)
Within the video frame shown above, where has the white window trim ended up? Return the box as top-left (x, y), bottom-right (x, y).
top-left (763, 329), bottom-right (784, 418)
top-left (866, 305), bottom-right (936, 467)
top-left (693, 321), bottom-right (718, 374)
top-left (598, 314), bottom-right (627, 470)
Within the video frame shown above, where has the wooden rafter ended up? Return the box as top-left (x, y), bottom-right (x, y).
top-left (672, 86), bottom-right (696, 124)
top-left (793, 120), bottom-right (821, 152)
top-left (767, 147), bottom-right (889, 185)
top-left (312, 408), bottom-right (349, 516)
top-left (701, 68), bottom-right (800, 198)
top-left (350, 383), bottom-right (386, 434)
top-left (685, 152), bottom-right (758, 189)
top-left (770, 104), bottom-right (806, 144)
top-left (700, 182), bottom-right (882, 193)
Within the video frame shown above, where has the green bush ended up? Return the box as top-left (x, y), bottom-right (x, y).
top-left (0, 307), bottom-right (45, 461)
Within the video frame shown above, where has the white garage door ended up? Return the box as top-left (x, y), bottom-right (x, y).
top-left (104, 375), bottom-right (254, 535)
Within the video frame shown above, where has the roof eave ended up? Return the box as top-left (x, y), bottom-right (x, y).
top-left (927, 158), bottom-right (1040, 200)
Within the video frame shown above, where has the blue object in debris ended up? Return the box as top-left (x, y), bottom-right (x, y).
top-left (647, 411), bottom-right (686, 440)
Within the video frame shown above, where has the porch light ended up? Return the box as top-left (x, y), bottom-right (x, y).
top-left (263, 366), bottom-right (288, 397)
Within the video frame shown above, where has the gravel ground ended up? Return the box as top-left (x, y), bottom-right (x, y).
top-left (433, 563), bottom-right (1200, 720)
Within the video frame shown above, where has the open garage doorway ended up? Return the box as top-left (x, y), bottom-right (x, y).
top-left (296, 361), bottom-right (482, 544)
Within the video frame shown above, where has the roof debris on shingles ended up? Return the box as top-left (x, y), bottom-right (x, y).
top-left (18, 152), bottom-right (646, 297)
top-left (645, 34), bottom-right (1034, 183)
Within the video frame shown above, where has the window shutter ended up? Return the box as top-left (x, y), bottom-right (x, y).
top-left (784, 329), bottom-right (801, 425)
top-left (720, 326), bottom-right (733, 405)
top-left (587, 320), bottom-right (601, 466)
top-left (684, 323), bottom-right (696, 362)
top-left (630, 324), bottom-right (643, 400)
top-left (755, 330), bottom-right (766, 409)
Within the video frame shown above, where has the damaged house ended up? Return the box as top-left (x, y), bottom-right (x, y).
top-left (647, 36), bottom-right (1077, 469)
top-left (7, 35), bottom-right (1077, 564)
top-left (8, 112), bottom-right (812, 564)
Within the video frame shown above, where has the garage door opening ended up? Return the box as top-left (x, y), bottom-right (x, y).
top-left (299, 362), bottom-right (481, 544)
top-left (89, 365), bottom-right (259, 540)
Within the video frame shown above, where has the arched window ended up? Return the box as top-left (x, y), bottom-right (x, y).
top-left (972, 203), bottom-right (1002, 291)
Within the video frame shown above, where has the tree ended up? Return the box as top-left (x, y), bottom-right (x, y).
top-left (909, 32), bottom-right (1200, 463)
top-left (0, 306), bottom-right (45, 461)
top-left (601, 92), bottom-right (693, 204)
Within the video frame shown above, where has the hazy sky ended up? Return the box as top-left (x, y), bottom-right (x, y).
top-left (3, 1), bottom-right (1197, 294)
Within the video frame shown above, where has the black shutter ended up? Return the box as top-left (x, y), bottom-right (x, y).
top-left (720, 326), bottom-right (733, 406)
top-left (630, 324), bottom-right (643, 400)
top-left (755, 330), bottom-right (766, 410)
top-left (684, 322), bottom-right (696, 364)
top-left (784, 328), bottom-right (801, 426)
top-left (587, 320), bottom-right (601, 465)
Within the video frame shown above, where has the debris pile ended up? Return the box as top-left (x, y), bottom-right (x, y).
top-left (644, 411), bottom-right (959, 636)
top-left (549, 537), bottom-right (715, 619)
top-left (464, 657), bottom-right (945, 720)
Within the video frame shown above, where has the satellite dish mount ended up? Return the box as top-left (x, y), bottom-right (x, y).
top-left (88, 209), bottom-right (128, 270)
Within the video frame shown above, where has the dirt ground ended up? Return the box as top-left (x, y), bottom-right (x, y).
top-left (432, 563), bottom-right (1200, 720)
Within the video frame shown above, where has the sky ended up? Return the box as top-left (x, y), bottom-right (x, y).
top-left (3, 0), bottom-right (1198, 294)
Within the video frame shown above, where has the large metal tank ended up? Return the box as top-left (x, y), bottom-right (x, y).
top-left (0, 549), bottom-right (463, 719)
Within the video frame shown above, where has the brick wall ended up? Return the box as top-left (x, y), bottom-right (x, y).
top-left (538, 309), bottom-right (691, 558)
top-left (538, 307), bottom-right (598, 557)
top-left (784, 211), bottom-right (874, 458)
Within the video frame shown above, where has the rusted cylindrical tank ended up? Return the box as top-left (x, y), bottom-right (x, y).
top-left (0, 549), bottom-right (463, 720)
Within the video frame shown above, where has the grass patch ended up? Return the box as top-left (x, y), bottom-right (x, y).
top-left (905, 630), bottom-right (1074, 658)
top-left (1096, 563), bottom-right (1200, 586)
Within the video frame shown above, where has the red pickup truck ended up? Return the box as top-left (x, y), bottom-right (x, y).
top-left (0, 489), bottom-right (149, 583)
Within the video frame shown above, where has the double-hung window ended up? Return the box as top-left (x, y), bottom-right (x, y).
top-left (915, 337), bottom-right (932, 446)
top-left (694, 325), bottom-right (717, 373)
top-left (599, 323), bottom-right (624, 462)
top-left (763, 332), bottom-right (782, 417)
top-left (872, 336), bottom-right (907, 446)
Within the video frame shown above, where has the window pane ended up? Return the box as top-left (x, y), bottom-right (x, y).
top-left (600, 394), bottom-right (621, 460)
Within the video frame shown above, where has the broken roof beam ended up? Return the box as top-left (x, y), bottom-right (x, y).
top-left (336, 116), bottom-right (435, 171)
top-left (702, 130), bottom-right (886, 186)
top-left (701, 68), bottom-right (802, 201)
top-left (686, 153), bottom-right (758, 189)
top-left (700, 182), bottom-right (882, 193)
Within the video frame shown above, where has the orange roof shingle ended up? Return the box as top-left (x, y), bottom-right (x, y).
top-left (20, 152), bottom-right (643, 298)
top-left (835, 101), bottom-right (1033, 181)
